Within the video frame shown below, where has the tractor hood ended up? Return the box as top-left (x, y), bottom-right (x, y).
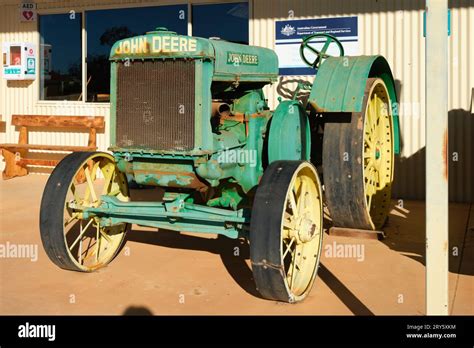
top-left (109, 28), bottom-right (279, 82)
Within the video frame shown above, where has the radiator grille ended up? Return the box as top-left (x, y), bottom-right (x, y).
top-left (116, 60), bottom-right (195, 151)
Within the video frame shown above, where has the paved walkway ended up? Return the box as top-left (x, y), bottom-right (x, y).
top-left (0, 175), bottom-right (472, 315)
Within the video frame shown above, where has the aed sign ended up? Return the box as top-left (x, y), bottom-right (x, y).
top-left (20, 2), bottom-right (37, 22)
top-left (114, 36), bottom-right (197, 55)
top-left (2, 42), bottom-right (36, 80)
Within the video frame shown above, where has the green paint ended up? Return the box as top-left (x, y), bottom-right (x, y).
top-left (233, 90), bottom-right (266, 113)
top-left (309, 55), bottom-right (400, 154)
top-left (105, 28), bottom-right (400, 240)
top-left (207, 186), bottom-right (243, 210)
top-left (130, 161), bottom-right (196, 187)
top-left (109, 31), bottom-right (278, 83)
top-left (268, 100), bottom-right (310, 163)
top-left (111, 88), bottom-right (270, 193)
top-left (83, 195), bottom-right (248, 239)
top-left (136, 173), bottom-right (193, 187)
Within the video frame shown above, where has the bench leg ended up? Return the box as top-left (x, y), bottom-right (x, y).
top-left (75, 159), bottom-right (95, 184)
top-left (1, 149), bottom-right (28, 180)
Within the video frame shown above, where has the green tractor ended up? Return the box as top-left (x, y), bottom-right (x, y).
top-left (40, 28), bottom-right (399, 303)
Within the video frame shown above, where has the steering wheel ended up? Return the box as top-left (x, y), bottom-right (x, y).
top-left (299, 33), bottom-right (344, 69)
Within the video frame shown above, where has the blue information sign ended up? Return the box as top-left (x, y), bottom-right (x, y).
top-left (275, 16), bottom-right (358, 76)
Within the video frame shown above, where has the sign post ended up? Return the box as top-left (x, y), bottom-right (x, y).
top-left (425, 0), bottom-right (449, 315)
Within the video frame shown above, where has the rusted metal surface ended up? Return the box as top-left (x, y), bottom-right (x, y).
top-left (219, 114), bottom-right (246, 124)
top-left (133, 169), bottom-right (208, 190)
top-left (211, 102), bottom-right (231, 118)
top-left (128, 159), bottom-right (209, 190)
top-left (219, 111), bottom-right (267, 123)
top-left (110, 147), bottom-right (213, 157)
top-left (115, 60), bottom-right (195, 151)
top-left (328, 227), bottom-right (385, 240)
top-left (217, 111), bottom-right (267, 137)
top-left (308, 100), bottom-right (327, 113)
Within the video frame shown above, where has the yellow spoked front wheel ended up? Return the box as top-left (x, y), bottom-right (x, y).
top-left (323, 78), bottom-right (394, 230)
top-left (250, 161), bottom-right (324, 303)
top-left (40, 152), bottom-right (129, 272)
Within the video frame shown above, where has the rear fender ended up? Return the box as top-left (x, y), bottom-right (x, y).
top-left (308, 55), bottom-right (400, 154)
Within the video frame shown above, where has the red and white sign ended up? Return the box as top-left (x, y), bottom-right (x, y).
top-left (20, 2), bottom-right (37, 22)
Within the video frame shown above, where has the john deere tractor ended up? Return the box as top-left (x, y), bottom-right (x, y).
top-left (40, 28), bottom-right (399, 303)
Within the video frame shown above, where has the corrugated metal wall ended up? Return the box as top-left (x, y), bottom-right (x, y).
top-left (0, 0), bottom-right (473, 201)
top-left (448, 1), bottom-right (474, 203)
top-left (0, 1), bottom-right (112, 174)
top-left (251, 0), bottom-right (473, 202)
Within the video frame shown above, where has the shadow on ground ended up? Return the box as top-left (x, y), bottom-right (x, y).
top-left (126, 230), bottom-right (261, 299)
top-left (123, 306), bottom-right (154, 315)
top-left (387, 107), bottom-right (473, 276)
top-left (383, 202), bottom-right (473, 276)
top-left (127, 229), bottom-right (374, 315)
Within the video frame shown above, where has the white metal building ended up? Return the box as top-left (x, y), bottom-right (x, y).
top-left (0, 0), bottom-right (472, 202)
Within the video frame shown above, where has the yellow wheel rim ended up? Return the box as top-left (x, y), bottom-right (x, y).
top-left (363, 79), bottom-right (394, 230)
top-left (280, 163), bottom-right (323, 299)
top-left (63, 153), bottom-right (129, 271)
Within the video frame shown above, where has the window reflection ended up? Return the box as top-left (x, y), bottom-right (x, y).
top-left (86, 5), bottom-right (187, 102)
top-left (192, 2), bottom-right (249, 44)
top-left (39, 14), bottom-right (82, 101)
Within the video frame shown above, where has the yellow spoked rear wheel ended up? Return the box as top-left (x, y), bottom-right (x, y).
top-left (363, 80), bottom-right (394, 229)
top-left (323, 78), bottom-right (394, 230)
top-left (250, 161), bottom-right (324, 303)
top-left (40, 152), bottom-right (129, 272)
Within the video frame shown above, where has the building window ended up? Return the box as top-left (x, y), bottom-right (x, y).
top-left (38, 3), bottom-right (249, 104)
top-left (192, 2), bottom-right (249, 44)
top-left (39, 13), bottom-right (82, 101)
top-left (86, 5), bottom-right (188, 102)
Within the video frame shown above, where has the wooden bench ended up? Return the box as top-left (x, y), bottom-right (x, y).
top-left (0, 115), bottom-right (104, 180)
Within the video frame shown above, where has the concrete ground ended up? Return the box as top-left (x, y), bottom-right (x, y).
top-left (0, 174), bottom-right (472, 315)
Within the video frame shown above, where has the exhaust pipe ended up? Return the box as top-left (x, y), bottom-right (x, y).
top-left (211, 102), bottom-right (231, 117)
